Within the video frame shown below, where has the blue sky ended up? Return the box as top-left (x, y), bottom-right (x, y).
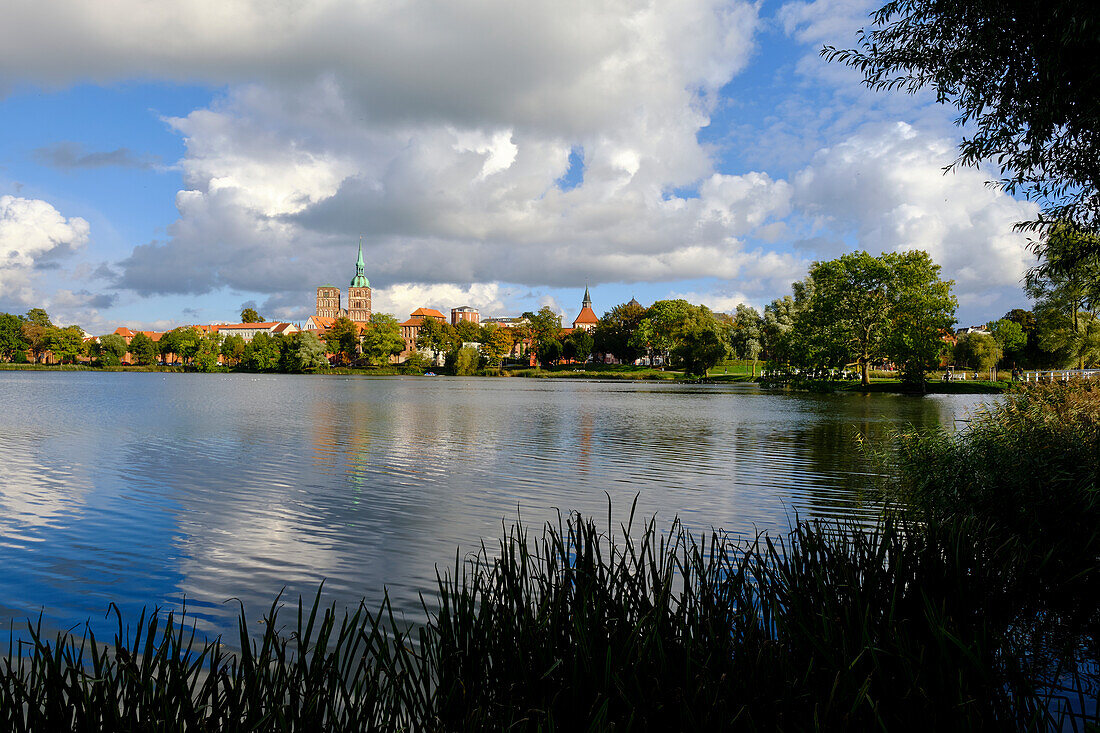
top-left (0, 0), bottom-right (1037, 332)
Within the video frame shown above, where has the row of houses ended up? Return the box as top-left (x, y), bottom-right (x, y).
top-left (96, 321), bottom-right (301, 364)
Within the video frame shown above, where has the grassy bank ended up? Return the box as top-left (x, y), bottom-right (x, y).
top-left (505, 365), bottom-right (679, 380)
top-left (0, 363), bottom-right (186, 373)
top-left (763, 376), bottom-right (1011, 393)
top-left (1, 383), bottom-right (1096, 730)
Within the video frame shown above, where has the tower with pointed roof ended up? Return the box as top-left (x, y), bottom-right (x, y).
top-left (572, 285), bottom-right (599, 332)
top-left (347, 238), bottom-right (372, 323)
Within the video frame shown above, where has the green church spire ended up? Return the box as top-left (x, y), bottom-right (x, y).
top-left (350, 237), bottom-right (370, 288)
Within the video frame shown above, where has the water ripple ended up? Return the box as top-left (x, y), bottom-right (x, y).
top-left (0, 372), bottom-right (994, 641)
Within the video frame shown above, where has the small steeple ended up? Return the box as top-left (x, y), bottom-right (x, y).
top-left (582, 284), bottom-right (592, 308)
top-left (350, 236), bottom-right (370, 288)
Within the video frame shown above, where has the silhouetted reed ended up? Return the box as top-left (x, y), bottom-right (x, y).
top-left (3, 507), bottom-right (1094, 730)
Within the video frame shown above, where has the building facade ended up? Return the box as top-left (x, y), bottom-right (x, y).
top-left (315, 287), bottom-right (342, 319)
top-left (451, 306), bottom-right (479, 325)
top-left (315, 240), bottom-right (373, 324)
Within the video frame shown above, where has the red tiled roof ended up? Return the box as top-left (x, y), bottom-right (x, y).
top-left (400, 316), bottom-right (426, 327)
top-left (410, 307), bottom-right (445, 319)
top-left (572, 306), bottom-right (599, 325)
top-left (114, 327), bottom-right (135, 338)
top-left (219, 322), bottom-right (280, 330)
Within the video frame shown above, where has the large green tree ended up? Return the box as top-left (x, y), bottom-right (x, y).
top-left (21, 319), bottom-right (50, 363)
top-left (160, 327), bottom-right (201, 365)
top-left (536, 338), bottom-right (563, 367)
top-left (241, 332), bottom-right (281, 371)
top-left (220, 334), bottom-right (246, 367)
top-left (481, 325), bottom-right (515, 366)
top-left (562, 328), bottom-right (594, 364)
top-left (360, 314), bottom-right (406, 366)
top-left (798, 254), bottom-right (891, 383)
top-left (128, 332), bottom-right (158, 366)
top-left (44, 326), bottom-right (85, 364)
top-left (96, 333), bottom-right (129, 365)
top-left (730, 304), bottom-right (764, 375)
top-left (883, 251), bottom-right (958, 384)
top-left (1026, 224), bottom-right (1100, 369)
top-left (0, 313), bottom-right (29, 361)
top-left (988, 319), bottom-right (1026, 361)
top-left (954, 332), bottom-right (1003, 373)
top-left (414, 318), bottom-right (457, 362)
top-left (279, 331), bottom-right (329, 372)
top-left (630, 300), bottom-right (693, 366)
top-left (240, 307), bottom-right (263, 323)
top-left (453, 319), bottom-right (482, 345)
top-left (825, 0), bottom-right (1100, 243)
top-left (592, 301), bottom-right (647, 364)
top-left (520, 307), bottom-right (562, 363)
top-left (323, 317), bottom-right (361, 364)
top-left (799, 251), bottom-right (956, 385)
top-left (295, 332), bottom-right (330, 373)
top-left (1001, 308), bottom-right (1057, 368)
top-left (24, 308), bottom-right (51, 327)
top-left (192, 332), bottom-right (223, 372)
top-left (671, 307), bottom-right (730, 377)
top-left (452, 346), bottom-right (481, 376)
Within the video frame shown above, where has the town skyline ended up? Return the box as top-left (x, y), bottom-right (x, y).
top-left (1, 0), bottom-right (1041, 336)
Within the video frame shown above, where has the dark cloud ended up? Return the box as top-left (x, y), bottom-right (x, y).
top-left (91, 262), bottom-right (119, 280)
top-left (33, 142), bottom-right (160, 170)
top-left (86, 292), bottom-right (118, 309)
top-left (49, 288), bottom-right (118, 311)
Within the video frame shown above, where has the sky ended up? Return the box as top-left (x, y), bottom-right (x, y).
top-left (0, 0), bottom-right (1040, 333)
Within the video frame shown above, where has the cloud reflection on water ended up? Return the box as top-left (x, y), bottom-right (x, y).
top-left (0, 373), bottom-right (993, 640)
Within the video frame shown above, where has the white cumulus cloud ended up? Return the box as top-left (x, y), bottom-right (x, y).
top-left (0, 194), bottom-right (90, 309)
top-left (792, 122), bottom-right (1039, 315)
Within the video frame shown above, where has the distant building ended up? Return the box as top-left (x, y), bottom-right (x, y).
top-left (217, 322), bottom-right (298, 343)
top-left (314, 239), bottom-right (372, 324)
top-left (451, 306), bottom-right (479, 325)
top-left (399, 308), bottom-right (447, 360)
top-left (572, 287), bottom-right (599, 332)
top-left (305, 315), bottom-right (336, 332)
top-left (481, 316), bottom-right (526, 328)
top-left (347, 240), bottom-right (372, 323)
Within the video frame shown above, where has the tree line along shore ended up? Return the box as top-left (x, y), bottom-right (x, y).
top-left (3, 237), bottom-right (1095, 389)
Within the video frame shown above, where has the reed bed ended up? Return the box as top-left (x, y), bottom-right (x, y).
top-left (3, 509), bottom-right (1094, 730)
top-left (1, 382), bottom-right (1097, 730)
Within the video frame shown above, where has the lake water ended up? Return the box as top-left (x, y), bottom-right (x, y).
top-left (0, 371), bottom-right (992, 639)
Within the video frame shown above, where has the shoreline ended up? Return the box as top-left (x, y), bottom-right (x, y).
top-left (0, 362), bottom-right (1009, 392)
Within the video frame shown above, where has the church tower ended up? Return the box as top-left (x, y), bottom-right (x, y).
top-left (347, 237), bottom-right (372, 323)
top-left (316, 285), bottom-right (342, 319)
top-left (572, 285), bottom-right (599, 332)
